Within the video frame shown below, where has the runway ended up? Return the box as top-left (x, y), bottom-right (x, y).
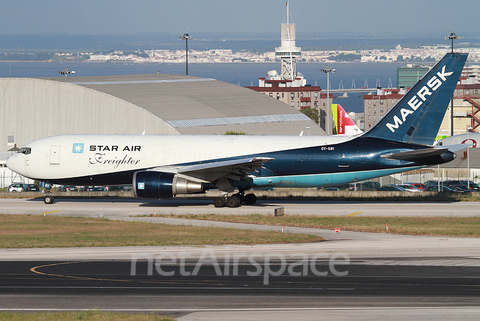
top-left (1, 197), bottom-right (480, 216)
top-left (1, 243), bottom-right (480, 320)
top-left (1, 197), bottom-right (480, 320)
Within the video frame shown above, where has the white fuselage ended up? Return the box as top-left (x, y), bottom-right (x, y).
top-left (7, 134), bottom-right (352, 181)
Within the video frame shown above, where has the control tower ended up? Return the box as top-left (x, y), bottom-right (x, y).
top-left (275, 2), bottom-right (302, 84)
top-left (248, 1), bottom-right (322, 128)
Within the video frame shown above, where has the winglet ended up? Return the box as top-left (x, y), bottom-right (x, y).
top-left (362, 52), bottom-right (468, 145)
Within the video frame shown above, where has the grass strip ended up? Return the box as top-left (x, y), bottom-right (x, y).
top-left (155, 214), bottom-right (480, 238)
top-left (0, 214), bottom-right (321, 249)
top-left (0, 311), bottom-right (175, 321)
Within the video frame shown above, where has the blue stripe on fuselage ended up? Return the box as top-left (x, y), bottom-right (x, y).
top-left (250, 166), bottom-right (424, 188)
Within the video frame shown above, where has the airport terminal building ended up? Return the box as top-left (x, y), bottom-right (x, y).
top-left (0, 73), bottom-right (324, 187)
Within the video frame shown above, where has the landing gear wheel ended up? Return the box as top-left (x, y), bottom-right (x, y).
top-left (44, 195), bottom-right (54, 204)
top-left (213, 197), bottom-right (225, 208)
top-left (232, 193), bottom-right (245, 203)
top-left (226, 196), bottom-right (241, 208)
top-left (244, 193), bottom-right (257, 205)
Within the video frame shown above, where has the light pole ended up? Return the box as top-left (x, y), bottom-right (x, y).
top-left (179, 33), bottom-right (193, 75)
top-left (467, 126), bottom-right (473, 189)
top-left (445, 32), bottom-right (461, 136)
top-left (446, 32), bottom-right (461, 54)
top-left (320, 65), bottom-right (336, 135)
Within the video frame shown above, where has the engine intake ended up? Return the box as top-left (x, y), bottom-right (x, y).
top-left (133, 171), bottom-right (204, 199)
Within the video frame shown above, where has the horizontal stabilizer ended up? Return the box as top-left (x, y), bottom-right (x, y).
top-left (381, 148), bottom-right (448, 161)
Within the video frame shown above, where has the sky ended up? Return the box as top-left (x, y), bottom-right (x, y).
top-left (0, 0), bottom-right (478, 36)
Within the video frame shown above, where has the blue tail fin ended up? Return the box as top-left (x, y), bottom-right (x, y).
top-left (362, 53), bottom-right (468, 145)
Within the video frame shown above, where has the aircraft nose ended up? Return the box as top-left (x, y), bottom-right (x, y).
top-left (6, 154), bottom-right (17, 172)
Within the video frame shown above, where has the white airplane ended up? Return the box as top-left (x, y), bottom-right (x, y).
top-left (7, 53), bottom-right (468, 207)
top-left (331, 103), bottom-right (362, 136)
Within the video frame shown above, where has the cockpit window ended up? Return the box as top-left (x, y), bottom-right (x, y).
top-left (18, 147), bottom-right (31, 155)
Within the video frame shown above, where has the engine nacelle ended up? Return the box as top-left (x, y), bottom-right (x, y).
top-left (133, 171), bottom-right (204, 199)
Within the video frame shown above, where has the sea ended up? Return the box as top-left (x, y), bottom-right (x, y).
top-left (0, 61), bottom-right (405, 113)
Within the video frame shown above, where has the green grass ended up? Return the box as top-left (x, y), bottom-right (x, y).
top-left (155, 214), bottom-right (480, 238)
top-left (0, 214), bottom-right (321, 249)
top-left (0, 311), bottom-right (175, 321)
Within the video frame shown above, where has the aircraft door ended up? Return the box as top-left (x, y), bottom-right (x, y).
top-left (50, 145), bottom-right (61, 165)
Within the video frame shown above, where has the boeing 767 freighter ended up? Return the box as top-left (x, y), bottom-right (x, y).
top-left (7, 53), bottom-right (468, 207)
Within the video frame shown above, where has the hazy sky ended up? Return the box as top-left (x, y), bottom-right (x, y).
top-left (1, 0), bottom-right (478, 36)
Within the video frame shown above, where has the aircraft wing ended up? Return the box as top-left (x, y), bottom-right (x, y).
top-left (147, 157), bottom-right (274, 183)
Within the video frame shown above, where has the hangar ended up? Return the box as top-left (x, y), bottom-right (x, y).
top-left (1, 73), bottom-right (324, 152)
top-left (0, 73), bottom-right (324, 186)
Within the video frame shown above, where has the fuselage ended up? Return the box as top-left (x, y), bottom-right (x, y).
top-left (7, 134), bottom-right (444, 189)
top-left (438, 133), bottom-right (480, 148)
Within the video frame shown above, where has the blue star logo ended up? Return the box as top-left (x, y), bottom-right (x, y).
top-left (72, 143), bottom-right (84, 154)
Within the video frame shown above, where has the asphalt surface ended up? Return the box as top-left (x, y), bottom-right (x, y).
top-left (1, 197), bottom-right (480, 216)
top-left (1, 197), bottom-right (480, 320)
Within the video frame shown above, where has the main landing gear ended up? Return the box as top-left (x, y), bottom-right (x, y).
top-left (213, 192), bottom-right (257, 208)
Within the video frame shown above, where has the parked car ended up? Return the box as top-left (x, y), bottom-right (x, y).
top-left (425, 185), bottom-right (462, 193)
top-left (23, 184), bottom-right (40, 192)
top-left (7, 183), bottom-right (24, 192)
top-left (91, 186), bottom-right (107, 192)
top-left (349, 181), bottom-right (380, 191)
top-left (325, 187), bottom-right (340, 191)
top-left (396, 184), bottom-right (422, 192)
top-left (443, 180), bottom-right (462, 188)
top-left (108, 185), bottom-right (132, 192)
top-left (58, 185), bottom-right (78, 192)
top-left (451, 185), bottom-right (474, 192)
top-left (405, 183), bottom-right (427, 191)
top-left (378, 185), bottom-right (407, 192)
top-left (459, 181), bottom-right (479, 190)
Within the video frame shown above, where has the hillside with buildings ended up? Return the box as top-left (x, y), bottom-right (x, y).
top-left (84, 45), bottom-right (480, 63)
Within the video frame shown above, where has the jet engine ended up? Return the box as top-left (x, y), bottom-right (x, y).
top-left (133, 171), bottom-right (204, 199)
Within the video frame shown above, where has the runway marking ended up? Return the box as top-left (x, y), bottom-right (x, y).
top-left (30, 262), bottom-right (134, 283)
top-left (37, 210), bottom-right (61, 215)
top-left (0, 307), bottom-right (478, 312)
top-left (346, 212), bottom-right (363, 216)
top-left (28, 261), bottom-right (480, 290)
top-left (0, 285), bottom-right (355, 291)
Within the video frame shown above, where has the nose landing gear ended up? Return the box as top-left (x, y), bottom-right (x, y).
top-left (44, 194), bottom-right (54, 204)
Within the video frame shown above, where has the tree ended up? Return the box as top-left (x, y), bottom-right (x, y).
top-left (301, 108), bottom-right (319, 125)
top-left (224, 131), bottom-right (246, 135)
